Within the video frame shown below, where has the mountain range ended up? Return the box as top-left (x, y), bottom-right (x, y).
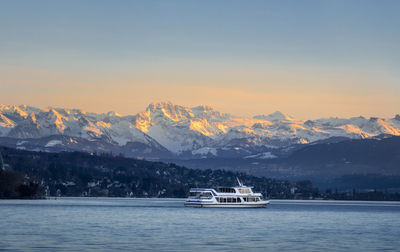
top-left (1, 102), bottom-right (400, 190)
top-left (1, 102), bottom-right (399, 159)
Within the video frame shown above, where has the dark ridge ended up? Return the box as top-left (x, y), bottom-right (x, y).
top-left (0, 146), bottom-right (317, 199)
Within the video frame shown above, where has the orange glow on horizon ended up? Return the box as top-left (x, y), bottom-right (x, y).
top-left (0, 65), bottom-right (399, 120)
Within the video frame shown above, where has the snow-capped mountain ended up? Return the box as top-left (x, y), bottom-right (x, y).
top-left (0, 102), bottom-right (399, 159)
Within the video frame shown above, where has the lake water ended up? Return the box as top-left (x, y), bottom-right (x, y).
top-left (0, 198), bottom-right (399, 251)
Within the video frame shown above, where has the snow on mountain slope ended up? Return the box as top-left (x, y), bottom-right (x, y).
top-left (0, 102), bottom-right (399, 157)
top-left (244, 152), bottom-right (277, 159)
top-left (192, 147), bottom-right (218, 157)
top-left (0, 105), bottom-right (158, 148)
top-left (134, 102), bottom-right (218, 153)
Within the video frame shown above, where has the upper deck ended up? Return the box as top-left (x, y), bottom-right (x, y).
top-left (189, 186), bottom-right (262, 197)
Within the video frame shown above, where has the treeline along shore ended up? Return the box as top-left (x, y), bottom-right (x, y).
top-left (1, 146), bottom-right (399, 201)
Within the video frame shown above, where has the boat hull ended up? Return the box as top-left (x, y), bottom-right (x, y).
top-left (184, 201), bottom-right (269, 208)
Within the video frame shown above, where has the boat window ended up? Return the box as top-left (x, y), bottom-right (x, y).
top-left (237, 198), bottom-right (241, 203)
top-left (218, 188), bottom-right (235, 193)
top-left (199, 192), bottom-right (212, 199)
top-left (232, 198), bottom-right (236, 203)
top-left (238, 188), bottom-right (251, 194)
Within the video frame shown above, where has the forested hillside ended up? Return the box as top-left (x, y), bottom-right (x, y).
top-left (0, 147), bottom-right (316, 199)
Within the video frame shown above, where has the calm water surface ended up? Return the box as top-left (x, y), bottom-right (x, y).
top-left (0, 198), bottom-right (399, 251)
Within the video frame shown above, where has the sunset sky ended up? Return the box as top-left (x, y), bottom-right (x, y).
top-left (1, 0), bottom-right (399, 119)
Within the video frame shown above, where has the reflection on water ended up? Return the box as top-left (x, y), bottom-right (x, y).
top-left (0, 198), bottom-right (399, 251)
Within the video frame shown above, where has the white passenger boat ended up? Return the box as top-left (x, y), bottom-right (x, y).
top-left (184, 178), bottom-right (269, 208)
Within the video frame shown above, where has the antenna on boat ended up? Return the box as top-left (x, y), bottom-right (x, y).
top-left (236, 177), bottom-right (243, 187)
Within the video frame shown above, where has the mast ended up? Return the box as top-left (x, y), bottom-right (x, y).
top-left (236, 177), bottom-right (243, 187)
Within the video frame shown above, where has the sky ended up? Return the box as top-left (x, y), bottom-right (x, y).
top-left (0, 0), bottom-right (399, 119)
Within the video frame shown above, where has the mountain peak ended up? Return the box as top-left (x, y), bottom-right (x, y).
top-left (270, 110), bottom-right (285, 117)
top-left (144, 101), bottom-right (193, 122)
top-left (253, 111), bottom-right (294, 121)
top-left (146, 101), bottom-right (176, 111)
top-left (192, 105), bottom-right (214, 111)
top-left (107, 111), bottom-right (122, 117)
